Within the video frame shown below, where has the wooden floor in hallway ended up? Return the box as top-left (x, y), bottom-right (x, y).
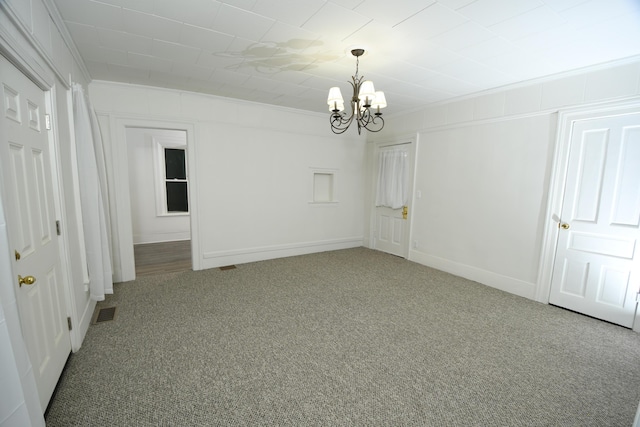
top-left (134, 240), bottom-right (191, 276)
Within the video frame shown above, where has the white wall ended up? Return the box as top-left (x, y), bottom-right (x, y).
top-left (0, 0), bottom-right (93, 425)
top-left (369, 58), bottom-right (640, 300)
top-left (90, 82), bottom-right (366, 280)
top-left (126, 128), bottom-right (190, 244)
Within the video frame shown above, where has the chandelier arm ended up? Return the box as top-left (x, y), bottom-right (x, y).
top-left (329, 103), bottom-right (356, 134)
top-left (358, 107), bottom-right (385, 132)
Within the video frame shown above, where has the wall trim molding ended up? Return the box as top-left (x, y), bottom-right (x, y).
top-left (0, 5), bottom-right (54, 90)
top-left (409, 250), bottom-right (537, 300)
top-left (42, 0), bottom-right (91, 83)
top-left (202, 237), bottom-right (363, 269)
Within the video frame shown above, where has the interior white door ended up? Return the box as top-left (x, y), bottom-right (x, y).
top-left (374, 144), bottom-right (411, 258)
top-left (0, 55), bottom-right (71, 409)
top-left (549, 112), bottom-right (640, 328)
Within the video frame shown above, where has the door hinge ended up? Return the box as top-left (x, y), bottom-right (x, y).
top-left (56, 220), bottom-right (61, 236)
top-left (67, 316), bottom-right (72, 330)
top-left (45, 114), bottom-right (51, 130)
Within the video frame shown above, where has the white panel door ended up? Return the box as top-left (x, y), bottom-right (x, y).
top-left (0, 56), bottom-right (70, 409)
top-left (374, 144), bottom-right (411, 258)
top-left (549, 112), bottom-right (640, 327)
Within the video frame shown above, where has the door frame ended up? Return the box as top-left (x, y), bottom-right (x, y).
top-left (0, 52), bottom-right (78, 347)
top-left (368, 134), bottom-right (417, 259)
top-left (536, 98), bottom-right (640, 331)
top-left (100, 115), bottom-right (199, 282)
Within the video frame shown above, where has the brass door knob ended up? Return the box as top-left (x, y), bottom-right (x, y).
top-left (560, 223), bottom-right (570, 230)
top-left (18, 275), bottom-right (36, 287)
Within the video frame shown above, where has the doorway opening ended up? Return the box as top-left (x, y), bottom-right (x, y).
top-left (125, 127), bottom-right (192, 276)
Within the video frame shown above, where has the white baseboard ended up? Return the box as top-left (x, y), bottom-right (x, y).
top-left (409, 250), bottom-right (537, 300)
top-left (133, 232), bottom-right (191, 245)
top-left (73, 297), bottom-right (96, 352)
top-left (201, 237), bottom-right (363, 270)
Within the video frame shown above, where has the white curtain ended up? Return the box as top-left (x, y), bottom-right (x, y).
top-left (375, 148), bottom-right (409, 209)
top-left (72, 83), bottom-right (113, 301)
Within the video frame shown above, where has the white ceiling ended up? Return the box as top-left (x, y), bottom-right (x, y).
top-left (53, 0), bottom-right (640, 115)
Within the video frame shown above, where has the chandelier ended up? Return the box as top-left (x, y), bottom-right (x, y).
top-left (327, 48), bottom-right (387, 135)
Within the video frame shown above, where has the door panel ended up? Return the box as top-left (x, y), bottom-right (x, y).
top-left (0, 55), bottom-right (70, 410)
top-left (549, 112), bottom-right (640, 327)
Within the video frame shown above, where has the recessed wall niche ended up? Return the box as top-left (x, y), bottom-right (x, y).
top-left (310, 168), bottom-right (338, 204)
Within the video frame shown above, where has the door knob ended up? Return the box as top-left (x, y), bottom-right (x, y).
top-left (560, 223), bottom-right (570, 230)
top-left (18, 275), bottom-right (36, 287)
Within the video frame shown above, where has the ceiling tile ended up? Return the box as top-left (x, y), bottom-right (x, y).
top-left (302, 2), bottom-right (371, 41)
top-left (84, 60), bottom-right (110, 78)
top-left (127, 52), bottom-right (174, 73)
top-left (457, 37), bottom-right (518, 61)
top-left (151, 40), bottom-right (202, 64)
top-left (196, 48), bottom-right (245, 69)
top-left (353, 0), bottom-right (434, 27)
top-left (434, 58), bottom-right (514, 87)
top-left (96, 0), bottom-right (154, 14)
top-left (80, 45), bottom-right (128, 65)
top-left (122, 8), bottom-right (183, 43)
top-left (251, 0), bottom-right (326, 27)
top-left (242, 75), bottom-right (283, 92)
top-left (457, 0), bottom-right (544, 26)
top-left (106, 63), bottom-right (151, 80)
top-left (64, 21), bottom-right (100, 46)
top-left (479, 49), bottom-right (559, 80)
top-left (559, 0), bottom-right (640, 27)
top-left (415, 73), bottom-right (481, 96)
top-left (340, 21), bottom-right (408, 59)
top-left (220, 0), bottom-right (258, 10)
top-left (97, 28), bottom-right (153, 55)
top-left (211, 68), bottom-right (251, 86)
top-left (436, 0), bottom-right (477, 9)
top-left (56, 0), bottom-right (125, 30)
top-left (514, 25), bottom-right (580, 53)
top-left (212, 4), bottom-right (275, 41)
top-left (542, 0), bottom-right (590, 13)
top-left (405, 42), bottom-right (463, 69)
top-left (431, 21), bottom-right (497, 51)
top-left (179, 24), bottom-right (235, 53)
top-left (393, 3), bottom-right (469, 40)
top-left (330, 0), bottom-right (367, 9)
top-left (489, 6), bottom-right (567, 41)
top-left (171, 62), bottom-right (214, 81)
top-left (260, 21), bottom-right (321, 51)
top-left (148, 71), bottom-right (190, 86)
top-left (154, 0), bottom-right (221, 28)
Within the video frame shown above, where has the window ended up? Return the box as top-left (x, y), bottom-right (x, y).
top-left (164, 148), bottom-right (188, 212)
top-left (152, 135), bottom-right (188, 216)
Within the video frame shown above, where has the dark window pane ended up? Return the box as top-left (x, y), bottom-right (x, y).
top-left (166, 182), bottom-right (188, 212)
top-left (165, 148), bottom-right (186, 179)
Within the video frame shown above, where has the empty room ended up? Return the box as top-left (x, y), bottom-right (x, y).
top-left (1, 0), bottom-right (640, 426)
